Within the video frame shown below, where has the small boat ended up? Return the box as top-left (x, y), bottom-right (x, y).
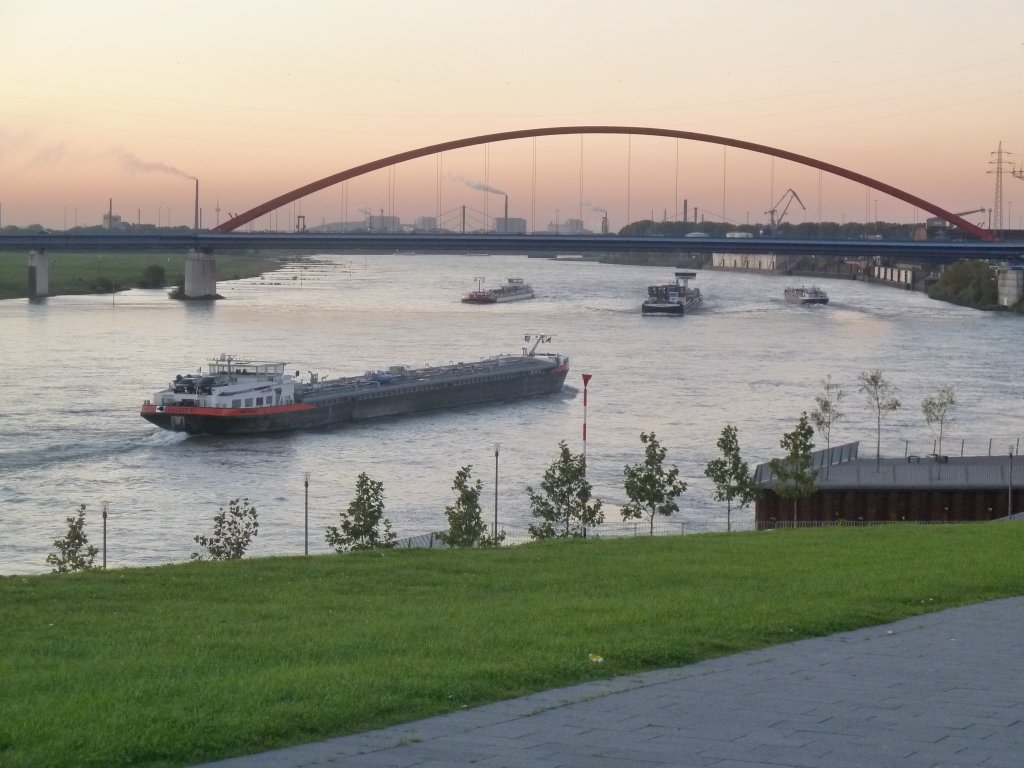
top-left (461, 277), bottom-right (535, 304)
top-left (140, 337), bottom-right (569, 436)
top-left (784, 286), bottom-right (829, 305)
top-left (642, 271), bottom-right (703, 316)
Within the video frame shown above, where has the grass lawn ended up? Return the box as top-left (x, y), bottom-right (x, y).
top-left (0, 251), bottom-right (284, 300)
top-left (3, 525), bottom-right (1023, 768)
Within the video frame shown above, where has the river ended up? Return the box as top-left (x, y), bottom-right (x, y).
top-left (2, 252), bottom-right (1022, 574)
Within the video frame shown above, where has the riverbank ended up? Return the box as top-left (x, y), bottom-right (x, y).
top-left (5, 525), bottom-right (1024, 768)
top-left (0, 251), bottom-right (286, 300)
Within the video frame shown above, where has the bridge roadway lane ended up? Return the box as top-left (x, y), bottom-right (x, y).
top-left (1, 232), bottom-right (1023, 261)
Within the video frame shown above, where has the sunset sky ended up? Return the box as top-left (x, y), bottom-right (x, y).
top-left (2, 0), bottom-right (1022, 232)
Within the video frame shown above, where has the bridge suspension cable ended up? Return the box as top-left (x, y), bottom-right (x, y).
top-left (211, 126), bottom-right (996, 242)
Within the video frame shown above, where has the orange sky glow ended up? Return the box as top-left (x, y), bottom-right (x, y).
top-left (2, 0), bottom-right (1023, 232)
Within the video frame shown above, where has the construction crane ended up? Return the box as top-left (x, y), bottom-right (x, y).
top-left (926, 207), bottom-right (986, 232)
top-left (955, 208), bottom-right (987, 226)
top-left (765, 189), bottom-right (805, 233)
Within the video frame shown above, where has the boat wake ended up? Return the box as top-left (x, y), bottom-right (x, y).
top-left (2, 430), bottom-right (186, 473)
top-left (140, 430), bottom-right (190, 448)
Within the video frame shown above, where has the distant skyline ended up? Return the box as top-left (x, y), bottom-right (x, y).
top-left (2, 0), bottom-right (1023, 231)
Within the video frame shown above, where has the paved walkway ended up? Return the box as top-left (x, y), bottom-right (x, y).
top-left (197, 598), bottom-right (1024, 767)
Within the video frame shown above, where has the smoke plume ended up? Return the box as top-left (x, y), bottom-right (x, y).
top-left (454, 176), bottom-right (505, 195)
top-left (113, 148), bottom-right (196, 180)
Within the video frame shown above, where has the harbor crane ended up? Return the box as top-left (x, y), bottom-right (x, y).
top-left (765, 189), bottom-right (805, 232)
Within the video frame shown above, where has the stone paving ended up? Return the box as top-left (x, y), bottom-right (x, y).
top-left (195, 597), bottom-right (1024, 767)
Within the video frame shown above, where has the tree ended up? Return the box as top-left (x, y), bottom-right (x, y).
top-left (810, 375), bottom-right (844, 450)
top-left (704, 425), bottom-right (754, 532)
top-left (858, 369), bottom-right (901, 463)
top-left (768, 413), bottom-right (817, 525)
top-left (192, 498), bottom-right (259, 560)
top-left (138, 264), bottom-right (167, 288)
top-left (437, 465), bottom-right (505, 548)
top-left (325, 473), bottom-right (396, 552)
top-left (922, 386), bottom-right (956, 455)
top-left (622, 432), bottom-right (686, 535)
top-left (46, 504), bottom-right (98, 572)
top-left (527, 441), bottom-right (604, 539)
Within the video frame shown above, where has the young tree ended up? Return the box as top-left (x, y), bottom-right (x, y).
top-left (858, 369), bottom-right (901, 463)
top-left (527, 441), bottom-right (604, 539)
top-left (437, 465), bottom-right (505, 548)
top-left (921, 386), bottom-right (956, 456)
top-left (622, 432), bottom-right (686, 535)
top-left (192, 498), bottom-right (259, 561)
top-left (768, 413), bottom-right (817, 525)
top-left (810, 375), bottom-right (845, 450)
top-left (703, 424), bottom-right (754, 532)
top-left (325, 473), bottom-right (396, 552)
top-left (46, 504), bottom-right (99, 573)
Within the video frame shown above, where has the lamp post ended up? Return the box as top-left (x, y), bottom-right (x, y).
top-left (1009, 448), bottom-right (1014, 518)
top-left (304, 472), bottom-right (310, 555)
top-left (581, 373), bottom-right (592, 475)
top-left (493, 443), bottom-right (500, 538)
top-left (101, 500), bottom-right (108, 569)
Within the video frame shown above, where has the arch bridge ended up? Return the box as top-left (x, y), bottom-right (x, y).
top-left (212, 126), bottom-right (993, 241)
top-left (22, 127), bottom-right (1005, 299)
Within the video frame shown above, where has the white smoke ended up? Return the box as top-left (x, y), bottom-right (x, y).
top-left (113, 148), bottom-right (196, 180)
top-left (454, 176), bottom-right (505, 195)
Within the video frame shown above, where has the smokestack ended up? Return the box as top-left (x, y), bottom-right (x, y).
top-left (194, 179), bottom-right (199, 231)
top-left (108, 198), bottom-right (113, 230)
top-left (683, 199), bottom-right (688, 223)
top-left (504, 194), bottom-right (508, 221)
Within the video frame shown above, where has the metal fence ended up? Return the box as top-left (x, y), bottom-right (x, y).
top-left (392, 516), bottom-right (999, 549)
top-left (870, 435), bottom-right (1024, 459)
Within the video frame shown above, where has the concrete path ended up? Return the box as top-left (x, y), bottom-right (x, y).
top-left (196, 598), bottom-right (1024, 767)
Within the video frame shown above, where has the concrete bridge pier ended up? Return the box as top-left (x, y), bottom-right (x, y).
top-left (183, 247), bottom-right (221, 300)
top-left (28, 249), bottom-right (48, 300)
top-left (997, 266), bottom-right (1023, 308)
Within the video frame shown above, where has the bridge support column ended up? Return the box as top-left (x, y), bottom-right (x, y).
top-left (28, 249), bottom-right (48, 300)
top-left (183, 247), bottom-right (221, 300)
top-left (997, 267), bottom-right (1024, 308)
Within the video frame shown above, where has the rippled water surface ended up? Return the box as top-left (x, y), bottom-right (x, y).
top-left (2, 253), bottom-right (1022, 573)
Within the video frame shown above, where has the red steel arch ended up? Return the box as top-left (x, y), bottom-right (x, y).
top-left (212, 126), bottom-right (995, 241)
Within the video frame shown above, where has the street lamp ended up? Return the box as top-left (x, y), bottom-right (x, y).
top-left (493, 444), bottom-right (500, 537)
top-left (304, 472), bottom-right (310, 555)
top-left (581, 373), bottom-right (592, 475)
top-left (1009, 448), bottom-right (1014, 518)
top-left (101, 500), bottom-right (109, 569)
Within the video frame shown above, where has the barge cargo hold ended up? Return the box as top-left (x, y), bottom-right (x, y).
top-left (140, 336), bottom-right (569, 435)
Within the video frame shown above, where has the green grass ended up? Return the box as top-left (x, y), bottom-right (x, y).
top-left (3, 525), bottom-right (1024, 768)
top-left (0, 251), bottom-right (283, 299)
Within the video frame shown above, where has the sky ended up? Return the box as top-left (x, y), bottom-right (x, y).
top-left (2, 0), bottom-right (1023, 232)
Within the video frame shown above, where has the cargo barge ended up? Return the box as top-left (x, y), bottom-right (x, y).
top-left (461, 277), bottom-right (535, 304)
top-left (784, 285), bottom-right (829, 305)
top-left (642, 271), bottom-right (703, 316)
top-left (140, 337), bottom-right (569, 435)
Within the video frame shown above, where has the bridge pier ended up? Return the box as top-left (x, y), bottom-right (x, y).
top-left (183, 247), bottom-right (221, 300)
top-left (28, 249), bottom-right (48, 300)
top-left (997, 266), bottom-right (1024, 307)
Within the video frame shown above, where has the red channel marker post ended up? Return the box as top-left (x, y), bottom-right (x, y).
top-left (581, 373), bottom-right (592, 475)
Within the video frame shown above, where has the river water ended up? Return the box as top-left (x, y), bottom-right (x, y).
top-left (2, 252), bottom-right (1022, 574)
